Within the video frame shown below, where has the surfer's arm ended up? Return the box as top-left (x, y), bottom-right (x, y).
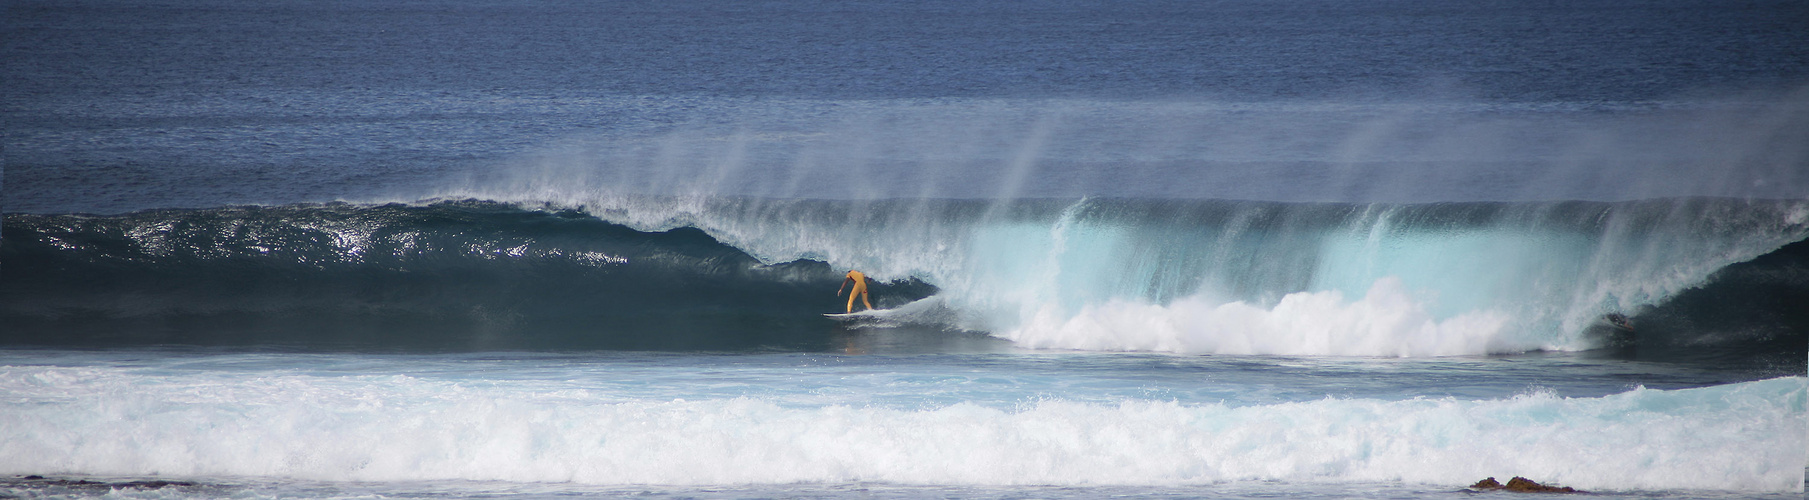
top-left (836, 277), bottom-right (851, 296)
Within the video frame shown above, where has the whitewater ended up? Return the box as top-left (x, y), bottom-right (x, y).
top-left (2, 352), bottom-right (1803, 495)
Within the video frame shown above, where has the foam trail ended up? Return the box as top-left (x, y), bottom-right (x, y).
top-left (0, 365), bottom-right (1801, 491)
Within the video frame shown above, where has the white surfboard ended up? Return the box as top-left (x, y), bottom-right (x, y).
top-left (823, 310), bottom-right (883, 320)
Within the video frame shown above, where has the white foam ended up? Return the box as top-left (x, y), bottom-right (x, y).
top-left (1, 366), bottom-right (1801, 491)
top-left (1003, 277), bottom-right (1521, 356)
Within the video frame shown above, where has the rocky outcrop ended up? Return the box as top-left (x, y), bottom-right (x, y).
top-left (1470, 476), bottom-right (1580, 493)
top-left (11, 475), bottom-right (194, 490)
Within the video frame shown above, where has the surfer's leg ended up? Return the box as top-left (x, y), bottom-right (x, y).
top-left (860, 291), bottom-right (873, 311)
top-left (847, 292), bottom-right (857, 313)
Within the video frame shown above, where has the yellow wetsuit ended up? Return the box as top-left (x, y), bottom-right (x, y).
top-left (842, 270), bottom-right (873, 313)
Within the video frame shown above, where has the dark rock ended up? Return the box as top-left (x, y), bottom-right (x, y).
top-left (1470, 476), bottom-right (1580, 493)
top-left (1505, 477), bottom-right (1577, 493)
top-left (117, 480), bottom-right (194, 489)
top-left (9, 476), bottom-right (193, 489)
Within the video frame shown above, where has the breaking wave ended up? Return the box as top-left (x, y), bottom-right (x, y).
top-left (4, 196), bottom-right (1806, 359)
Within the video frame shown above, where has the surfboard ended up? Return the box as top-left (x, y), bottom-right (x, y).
top-left (824, 309), bottom-right (885, 320)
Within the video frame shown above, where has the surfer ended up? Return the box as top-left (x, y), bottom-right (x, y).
top-left (836, 269), bottom-right (874, 313)
top-left (1604, 312), bottom-right (1634, 332)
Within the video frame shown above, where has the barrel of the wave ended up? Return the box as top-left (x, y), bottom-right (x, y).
top-left (0, 202), bottom-right (933, 351)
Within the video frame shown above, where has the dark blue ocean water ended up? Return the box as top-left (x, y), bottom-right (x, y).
top-left (3, 0), bottom-right (1808, 497)
top-left (7, 0), bottom-right (1809, 213)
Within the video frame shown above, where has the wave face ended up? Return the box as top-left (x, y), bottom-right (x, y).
top-left (5, 197), bottom-right (1808, 357)
top-left (0, 201), bottom-right (933, 351)
top-left (0, 360), bottom-right (1801, 490)
top-left (446, 192), bottom-right (1808, 357)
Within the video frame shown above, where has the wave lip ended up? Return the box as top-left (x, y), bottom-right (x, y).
top-left (0, 365), bottom-right (1801, 491)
